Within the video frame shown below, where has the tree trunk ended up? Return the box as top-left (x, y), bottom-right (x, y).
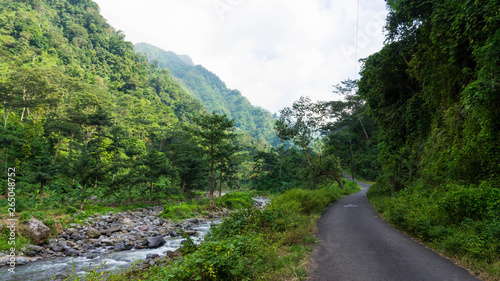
top-left (80, 185), bottom-right (86, 210)
top-left (181, 179), bottom-right (186, 195)
top-left (171, 176), bottom-right (175, 194)
top-left (39, 182), bottom-right (44, 205)
top-left (219, 171), bottom-right (223, 203)
top-left (350, 139), bottom-right (355, 182)
top-left (359, 118), bottom-right (369, 140)
top-left (52, 139), bottom-right (61, 165)
top-left (149, 182), bottom-right (152, 204)
top-left (128, 185), bottom-right (131, 204)
top-left (336, 178), bottom-right (345, 189)
top-left (209, 158), bottom-right (215, 209)
top-left (3, 108), bottom-right (11, 128)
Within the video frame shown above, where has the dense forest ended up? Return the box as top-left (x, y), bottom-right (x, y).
top-left (0, 0), bottom-right (253, 209)
top-left (361, 0), bottom-right (499, 275)
top-left (0, 0), bottom-right (343, 212)
top-left (135, 43), bottom-right (280, 147)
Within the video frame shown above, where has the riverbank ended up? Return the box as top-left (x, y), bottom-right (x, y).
top-left (106, 179), bottom-right (361, 281)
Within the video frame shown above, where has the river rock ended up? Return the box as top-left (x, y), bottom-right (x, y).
top-left (122, 218), bottom-right (133, 226)
top-left (100, 239), bottom-right (113, 245)
top-left (26, 250), bottom-right (36, 257)
top-left (27, 244), bottom-right (45, 252)
top-left (16, 257), bottom-right (29, 265)
top-left (28, 219), bottom-right (50, 245)
top-left (143, 237), bottom-right (165, 249)
top-left (87, 227), bottom-right (101, 238)
top-left (54, 272), bottom-right (68, 281)
top-left (114, 241), bottom-right (133, 252)
top-left (52, 245), bottom-right (63, 252)
top-left (102, 225), bottom-right (121, 236)
top-left (64, 248), bottom-right (79, 257)
top-left (184, 230), bottom-right (198, 236)
top-left (136, 225), bottom-right (151, 232)
top-left (169, 230), bottom-right (178, 237)
top-left (146, 253), bottom-right (159, 259)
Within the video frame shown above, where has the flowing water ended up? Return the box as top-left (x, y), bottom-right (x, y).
top-left (1, 220), bottom-right (220, 281)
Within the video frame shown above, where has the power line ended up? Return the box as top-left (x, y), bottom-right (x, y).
top-left (354, 0), bottom-right (360, 80)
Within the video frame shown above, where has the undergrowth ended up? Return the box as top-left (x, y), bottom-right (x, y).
top-left (368, 180), bottom-right (500, 280)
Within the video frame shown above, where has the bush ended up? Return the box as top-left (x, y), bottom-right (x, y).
top-left (163, 234), bottom-right (274, 281)
top-left (43, 217), bottom-right (56, 227)
top-left (34, 211), bottom-right (47, 221)
top-left (19, 211), bottom-right (31, 223)
top-left (441, 183), bottom-right (500, 224)
top-left (159, 203), bottom-right (198, 220)
top-left (270, 185), bottom-right (341, 215)
top-left (217, 192), bottom-right (254, 210)
top-left (65, 206), bottom-right (78, 214)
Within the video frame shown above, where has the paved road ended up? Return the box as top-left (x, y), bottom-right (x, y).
top-left (308, 178), bottom-right (480, 281)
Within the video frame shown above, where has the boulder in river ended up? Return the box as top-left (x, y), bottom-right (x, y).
top-left (143, 237), bottom-right (166, 249)
top-left (16, 257), bottom-right (29, 265)
top-left (114, 241), bottom-right (133, 252)
top-left (64, 248), bottom-right (79, 257)
top-left (27, 219), bottom-right (50, 245)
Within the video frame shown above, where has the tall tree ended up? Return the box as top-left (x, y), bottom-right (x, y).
top-left (191, 112), bottom-right (236, 208)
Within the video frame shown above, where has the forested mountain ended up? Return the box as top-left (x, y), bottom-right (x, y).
top-left (0, 0), bottom-right (246, 206)
top-left (135, 43), bottom-right (279, 146)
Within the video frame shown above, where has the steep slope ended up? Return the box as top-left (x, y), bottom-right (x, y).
top-left (0, 0), bottom-right (209, 198)
top-left (135, 43), bottom-right (279, 146)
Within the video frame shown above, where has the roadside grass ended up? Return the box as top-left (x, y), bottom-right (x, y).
top-left (368, 180), bottom-right (500, 281)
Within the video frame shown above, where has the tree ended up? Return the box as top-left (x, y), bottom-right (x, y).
top-left (191, 112), bottom-right (236, 209)
top-left (274, 96), bottom-right (322, 165)
top-left (275, 97), bottom-right (344, 188)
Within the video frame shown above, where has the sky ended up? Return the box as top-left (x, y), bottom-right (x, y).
top-left (93, 0), bottom-right (389, 113)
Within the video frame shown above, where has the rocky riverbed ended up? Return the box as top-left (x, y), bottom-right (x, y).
top-left (0, 196), bottom-right (269, 280)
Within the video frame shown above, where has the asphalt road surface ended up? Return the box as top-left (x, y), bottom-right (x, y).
top-left (308, 178), bottom-right (480, 281)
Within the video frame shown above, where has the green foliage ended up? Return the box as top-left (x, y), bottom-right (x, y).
top-left (217, 192), bottom-right (253, 210)
top-left (65, 206), bottom-right (78, 214)
top-left (34, 210), bottom-right (47, 221)
top-left (159, 202), bottom-right (198, 220)
top-left (360, 0), bottom-right (499, 277)
top-left (19, 211), bottom-right (31, 223)
top-left (368, 181), bottom-right (499, 276)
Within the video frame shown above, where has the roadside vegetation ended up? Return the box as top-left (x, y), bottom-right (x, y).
top-left (360, 0), bottom-right (499, 279)
top-left (72, 179), bottom-right (360, 281)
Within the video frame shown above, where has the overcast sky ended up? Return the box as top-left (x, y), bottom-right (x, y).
top-left (93, 0), bottom-right (388, 113)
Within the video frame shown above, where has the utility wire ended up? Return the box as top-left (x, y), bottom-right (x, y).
top-left (354, 0), bottom-right (360, 80)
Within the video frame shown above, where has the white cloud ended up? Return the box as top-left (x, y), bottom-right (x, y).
top-left (94, 0), bottom-right (388, 113)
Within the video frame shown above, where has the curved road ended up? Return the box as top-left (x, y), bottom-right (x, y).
top-left (308, 178), bottom-right (480, 281)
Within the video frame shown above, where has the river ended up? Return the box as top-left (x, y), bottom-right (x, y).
top-left (1, 220), bottom-right (220, 281)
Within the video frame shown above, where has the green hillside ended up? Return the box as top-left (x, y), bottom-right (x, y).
top-left (0, 0), bottom-right (217, 207)
top-left (360, 0), bottom-right (499, 277)
top-left (135, 43), bottom-right (279, 146)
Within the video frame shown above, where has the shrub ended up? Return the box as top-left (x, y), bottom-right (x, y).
top-left (34, 211), bottom-right (47, 221)
top-left (65, 206), bottom-right (78, 214)
top-left (19, 211), bottom-right (31, 223)
top-left (159, 203), bottom-right (198, 220)
top-left (217, 192), bottom-right (254, 210)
